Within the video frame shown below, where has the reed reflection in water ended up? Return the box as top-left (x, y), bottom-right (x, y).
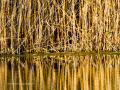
top-left (0, 55), bottom-right (120, 90)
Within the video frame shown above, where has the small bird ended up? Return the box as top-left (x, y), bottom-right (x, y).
top-left (104, 31), bottom-right (111, 35)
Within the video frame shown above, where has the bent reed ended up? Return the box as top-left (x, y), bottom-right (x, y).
top-left (0, 0), bottom-right (120, 54)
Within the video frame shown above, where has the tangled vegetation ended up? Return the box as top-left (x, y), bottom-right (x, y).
top-left (0, 0), bottom-right (119, 54)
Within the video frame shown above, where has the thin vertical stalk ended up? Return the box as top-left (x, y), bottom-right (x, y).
top-left (72, 0), bottom-right (76, 51)
top-left (63, 0), bottom-right (66, 51)
top-left (3, 1), bottom-right (6, 53)
top-left (103, 0), bottom-right (106, 51)
top-left (11, 14), bottom-right (14, 54)
top-left (1, 0), bottom-right (4, 54)
top-left (17, 1), bottom-right (22, 54)
top-left (28, 0), bottom-right (32, 52)
top-left (38, 0), bottom-right (42, 49)
top-left (85, 0), bottom-right (88, 51)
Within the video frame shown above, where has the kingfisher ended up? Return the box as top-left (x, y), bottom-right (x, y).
top-left (104, 31), bottom-right (111, 35)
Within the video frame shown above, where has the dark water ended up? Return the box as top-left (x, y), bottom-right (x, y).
top-left (0, 54), bottom-right (120, 90)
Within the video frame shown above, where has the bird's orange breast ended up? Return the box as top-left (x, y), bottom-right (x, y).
top-left (104, 32), bottom-right (109, 35)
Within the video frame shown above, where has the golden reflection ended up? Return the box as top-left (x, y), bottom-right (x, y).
top-left (0, 55), bottom-right (119, 90)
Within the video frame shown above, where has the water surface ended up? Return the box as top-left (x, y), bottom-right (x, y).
top-left (0, 54), bottom-right (120, 90)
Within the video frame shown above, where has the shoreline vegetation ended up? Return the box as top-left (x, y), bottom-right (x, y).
top-left (0, 0), bottom-right (120, 55)
top-left (0, 51), bottom-right (120, 58)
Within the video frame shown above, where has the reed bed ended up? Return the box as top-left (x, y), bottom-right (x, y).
top-left (0, 0), bottom-right (120, 54)
top-left (0, 55), bottom-right (120, 90)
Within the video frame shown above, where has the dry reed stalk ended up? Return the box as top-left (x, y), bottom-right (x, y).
top-left (38, 0), bottom-right (42, 49)
top-left (2, 1), bottom-right (6, 54)
top-left (28, 0), bottom-right (31, 52)
top-left (17, 1), bottom-right (22, 54)
top-left (78, 1), bottom-right (82, 51)
top-left (72, 0), bottom-right (76, 51)
top-left (98, 0), bottom-right (102, 52)
top-left (0, 1), bottom-right (3, 54)
top-left (84, 0), bottom-right (88, 51)
top-left (81, 0), bottom-right (85, 51)
top-left (24, 0), bottom-right (27, 52)
top-left (63, 0), bottom-right (66, 51)
top-left (95, 0), bottom-right (99, 52)
top-left (11, 5), bottom-right (15, 54)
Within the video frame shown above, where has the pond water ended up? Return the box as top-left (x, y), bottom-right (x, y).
top-left (0, 54), bottom-right (120, 90)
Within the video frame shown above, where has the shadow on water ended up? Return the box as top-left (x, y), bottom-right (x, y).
top-left (0, 54), bottom-right (120, 90)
